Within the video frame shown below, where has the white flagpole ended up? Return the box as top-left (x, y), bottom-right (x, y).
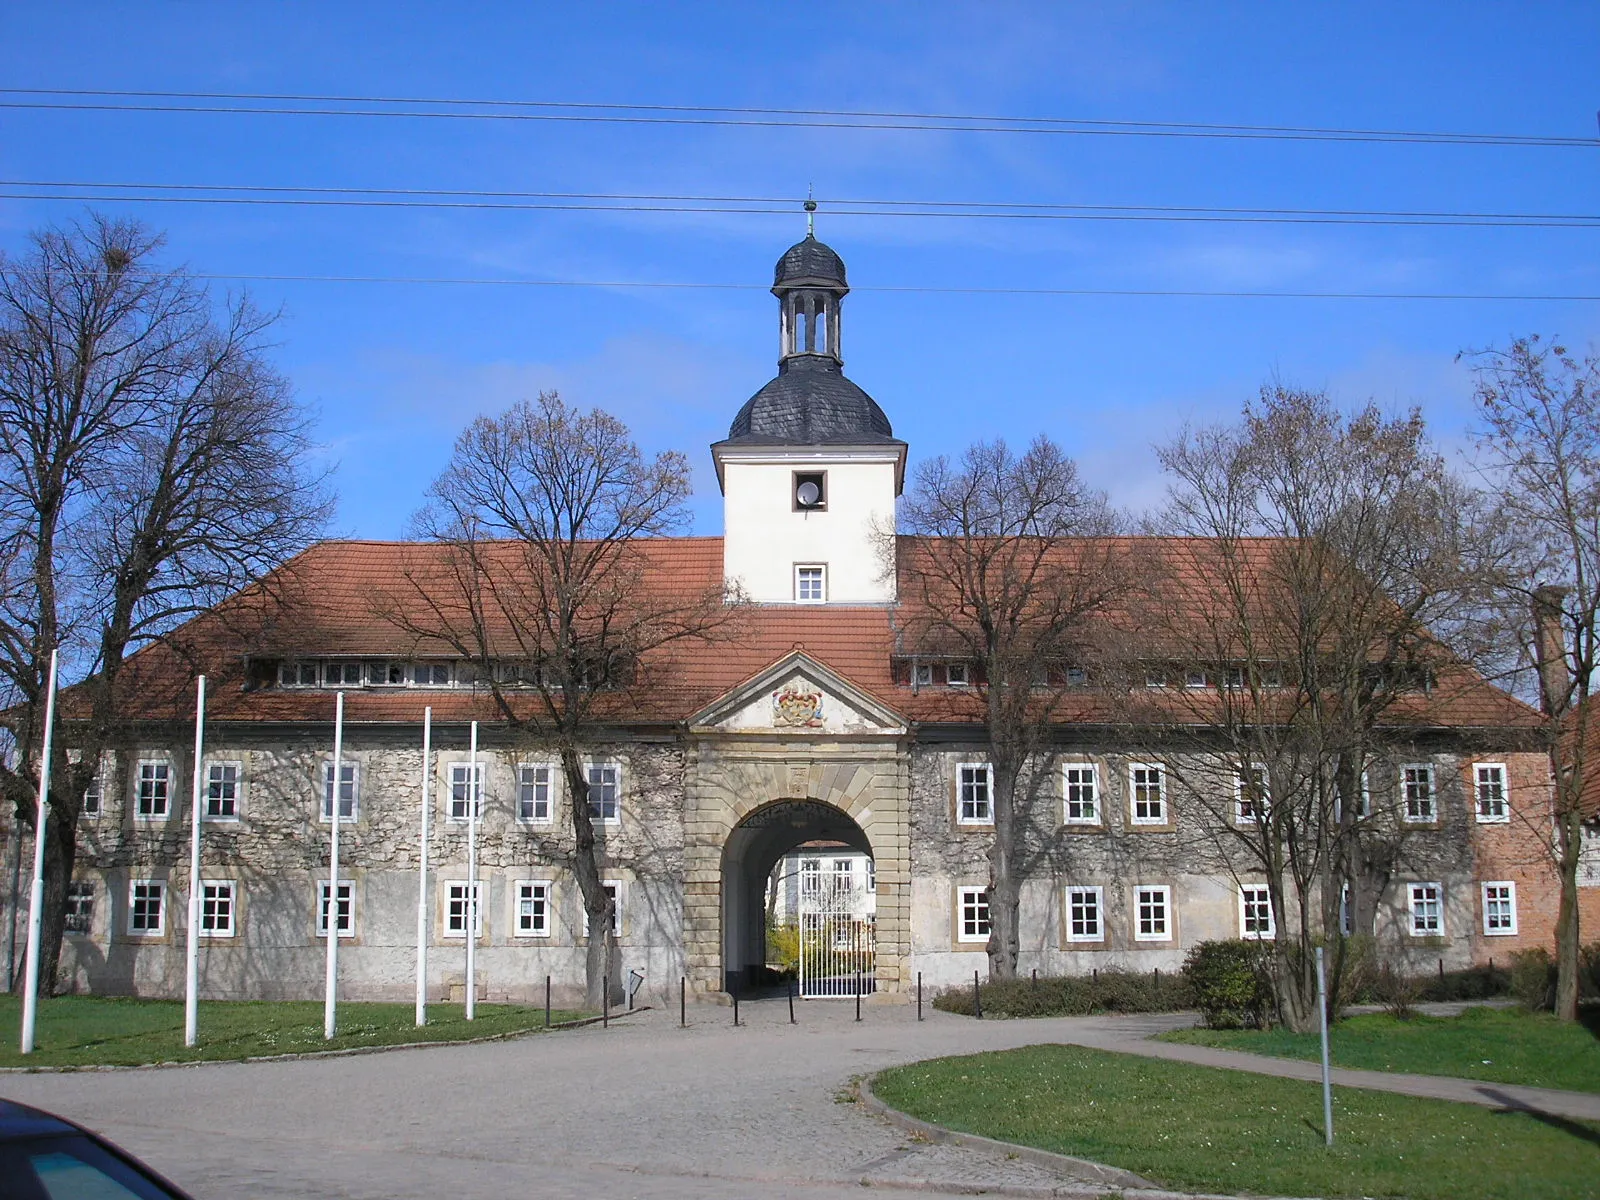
top-left (324, 691), bottom-right (344, 1040)
top-left (465, 719), bottom-right (478, 1021)
top-left (19, 648), bottom-right (59, 1055)
top-left (184, 675), bottom-right (206, 1047)
top-left (415, 706), bottom-right (432, 1026)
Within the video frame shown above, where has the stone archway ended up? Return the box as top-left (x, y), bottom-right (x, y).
top-left (682, 746), bottom-right (910, 998)
top-left (720, 798), bottom-right (873, 992)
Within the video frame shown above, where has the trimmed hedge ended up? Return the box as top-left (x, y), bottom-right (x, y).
top-left (932, 969), bottom-right (1193, 1018)
top-left (1183, 939), bottom-right (1272, 1028)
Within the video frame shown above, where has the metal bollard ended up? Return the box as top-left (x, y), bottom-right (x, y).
top-left (1032, 968), bottom-right (1037, 985)
top-left (855, 970), bottom-right (862, 1022)
top-left (974, 969), bottom-right (983, 1020)
top-left (680, 976), bottom-right (686, 1028)
top-left (788, 976), bottom-right (796, 1024)
top-left (917, 971), bottom-right (923, 1021)
top-left (733, 979), bottom-right (740, 1027)
top-left (603, 982), bottom-right (609, 1029)
top-left (545, 975), bottom-right (551, 1028)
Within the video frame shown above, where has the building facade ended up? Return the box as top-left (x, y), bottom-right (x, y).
top-left (2, 234), bottom-right (1577, 1006)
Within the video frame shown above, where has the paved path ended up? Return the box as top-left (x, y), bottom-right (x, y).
top-left (3, 999), bottom-right (1596, 1198)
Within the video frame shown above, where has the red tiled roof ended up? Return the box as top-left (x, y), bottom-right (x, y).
top-left (76, 536), bottom-right (1540, 734)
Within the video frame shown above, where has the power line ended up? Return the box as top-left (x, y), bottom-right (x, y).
top-left (4, 185), bottom-right (1597, 229)
top-left (2, 88), bottom-right (1594, 148)
top-left (10, 178), bottom-right (1599, 222)
top-left (172, 272), bottom-right (1600, 301)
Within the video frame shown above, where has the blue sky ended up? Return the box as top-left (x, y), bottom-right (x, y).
top-left (2, 3), bottom-right (1596, 536)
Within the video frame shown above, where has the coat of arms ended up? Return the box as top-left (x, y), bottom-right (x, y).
top-left (772, 688), bottom-right (824, 728)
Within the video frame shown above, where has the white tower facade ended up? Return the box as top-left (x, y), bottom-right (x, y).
top-left (712, 234), bottom-right (906, 605)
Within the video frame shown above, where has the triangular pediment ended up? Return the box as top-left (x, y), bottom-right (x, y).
top-left (688, 651), bottom-right (906, 735)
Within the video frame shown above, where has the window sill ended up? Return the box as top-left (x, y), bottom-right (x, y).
top-left (1061, 821), bottom-right (1106, 834)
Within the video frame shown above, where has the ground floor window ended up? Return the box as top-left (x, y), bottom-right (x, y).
top-left (128, 880), bottom-right (164, 935)
top-left (515, 880), bottom-right (551, 937)
top-left (200, 881), bottom-right (236, 937)
top-left (582, 881), bottom-right (622, 937)
top-left (1066, 886), bottom-right (1102, 941)
top-left (65, 881), bottom-right (94, 935)
top-left (957, 887), bottom-right (990, 943)
top-left (1482, 882), bottom-right (1518, 935)
top-left (445, 880), bottom-right (484, 937)
top-left (1239, 885), bottom-right (1274, 939)
top-left (517, 763), bottom-right (553, 823)
top-left (1407, 882), bottom-right (1443, 936)
top-left (317, 882), bottom-right (354, 937)
top-left (1134, 885), bottom-right (1171, 941)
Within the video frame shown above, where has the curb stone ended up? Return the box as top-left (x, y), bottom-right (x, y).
top-left (857, 1072), bottom-right (1322, 1200)
top-left (0, 1006), bottom-right (649, 1075)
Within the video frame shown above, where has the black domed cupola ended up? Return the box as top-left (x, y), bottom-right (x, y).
top-left (775, 233), bottom-right (848, 362)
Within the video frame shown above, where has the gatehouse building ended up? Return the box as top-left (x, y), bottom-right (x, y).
top-left (8, 233), bottom-right (1572, 1007)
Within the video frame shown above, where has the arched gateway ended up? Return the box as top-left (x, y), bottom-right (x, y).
top-left (682, 651), bottom-right (911, 999)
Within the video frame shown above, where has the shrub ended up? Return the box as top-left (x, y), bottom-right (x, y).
top-left (1371, 965), bottom-right (1423, 1019)
top-left (1183, 940), bottom-right (1273, 1029)
top-left (1416, 963), bottom-right (1511, 1003)
top-left (1509, 947), bottom-right (1556, 1011)
top-left (931, 969), bottom-right (1193, 1018)
top-left (1581, 941), bottom-right (1600, 1000)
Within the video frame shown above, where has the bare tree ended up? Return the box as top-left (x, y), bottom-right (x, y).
top-left (0, 213), bottom-right (331, 991)
top-left (389, 392), bottom-right (740, 1007)
top-left (1136, 386), bottom-right (1481, 1030)
top-left (891, 436), bottom-right (1123, 979)
top-left (1467, 335), bottom-right (1600, 1021)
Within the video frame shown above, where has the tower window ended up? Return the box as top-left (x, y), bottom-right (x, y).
top-left (793, 471), bottom-right (827, 511)
top-left (795, 564), bottom-right (826, 603)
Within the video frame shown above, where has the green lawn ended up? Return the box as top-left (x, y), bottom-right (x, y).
top-left (1160, 1006), bottom-right (1600, 1094)
top-left (872, 1045), bottom-right (1600, 1200)
top-left (0, 995), bottom-right (590, 1069)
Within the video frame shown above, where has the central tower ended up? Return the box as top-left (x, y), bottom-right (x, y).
top-left (712, 232), bottom-right (906, 604)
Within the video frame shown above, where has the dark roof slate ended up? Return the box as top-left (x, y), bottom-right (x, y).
top-left (775, 236), bottom-right (847, 288)
top-left (723, 355), bottom-right (899, 446)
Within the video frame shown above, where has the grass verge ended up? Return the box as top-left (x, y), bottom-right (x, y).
top-left (872, 1044), bottom-right (1600, 1200)
top-left (0, 995), bottom-right (590, 1068)
top-left (1160, 1005), bottom-right (1600, 1094)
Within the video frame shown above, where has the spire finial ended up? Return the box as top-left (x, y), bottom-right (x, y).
top-left (804, 186), bottom-right (816, 236)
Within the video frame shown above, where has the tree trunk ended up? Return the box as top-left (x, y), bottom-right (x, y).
top-left (560, 745), bottom-right (614, 1011)
top-left (1553, 803), bottom-right (1582, 1021)
top-left (986, 758), bottom-right (1021, 979)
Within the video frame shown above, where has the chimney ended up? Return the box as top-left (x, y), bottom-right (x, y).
top-left (1532, 584), bottom-right (1571, 717)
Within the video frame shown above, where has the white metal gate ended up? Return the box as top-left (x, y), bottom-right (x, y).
top-left (797, 874), bottom-right (875, 999)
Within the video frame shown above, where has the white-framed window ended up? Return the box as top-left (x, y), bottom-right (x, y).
top-left (1239, 884), bottom-right (1274, 940)
top-left (324, 661), bottom-right (364, 687)
top-left (1401, 764), bottom-right (1435, 822)
top-left (583, 881), bottom-right (622, 937)
top-left (1129, 763), bottom-right (1166, 825)
top-left (517, 763), bottom-right (554, 823)
top-left (1407, 882), bottom-right (1443, 936)
top-left (200, 880), bottom-right (236, 937)
top-left (412, 662), bottom-right (452, 687)
top-left (444, 880), bottom-right (484, 938)
top-left (1145, 668), bottom-right (1169, 689)
top-left (912, 662), bottom-right (933, 687)
top-left (448, 762), bottom-right (484, 822)
top-left (1235, 765), bottom-right (1269, 825)
top-left (832, 858), bottom-right (854, 890)
top-left (1221, 666), bottom-right (1246, 690)
top-left (128, 880), bottom-right (165, 936)
top-left (205, 761), bottom-right (242, 820)
top-left (1064, 765), bottom-right (1100, 824)
top-left (585, 763), bottom-right (620, 824)
top-left (81, 765), bottom-right (103, 819)
top-left (1185, 668), bottom-right (1209, 689)
top-left (956, 763), bottom-right (993, 825)
top-left (514, 880), bottom-right (552, 937)
top-left (1065, 885), bottom-right (1103, 942)
top-left (320, 762), bottom-right (359, 822)
top-left (1474, 763), bottom-right (1509, 823)
top-left (65, 880), bottom-right (95, 935)
top-left (281, 660), bottom-right (321, 688)
top-left (946, 662), bottom-right (970, 687)
top-left (317, 881), bottom-right (354, 938)
top-left (865, 859), bottom-right (876, 893)
top-left (794, 564), bottom-right (826, 603)
top-left (1340, 880), bottom-right (1354, 936)
top-left (1482, 881), bottom-right (1518, 935)
top-left (800, 858), bottom-right (821, 894)
top-left (1134, 885), bottom-right (1172, 941)
top-left (135, 760), bottom-right (170, 819)
top-left (957, 887), bottom-right (990, 943)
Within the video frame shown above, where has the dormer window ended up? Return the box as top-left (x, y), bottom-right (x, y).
top-left (793, 471), bottom-right (827, 511)
top-left (946, 662), bottom-right (970, 687)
